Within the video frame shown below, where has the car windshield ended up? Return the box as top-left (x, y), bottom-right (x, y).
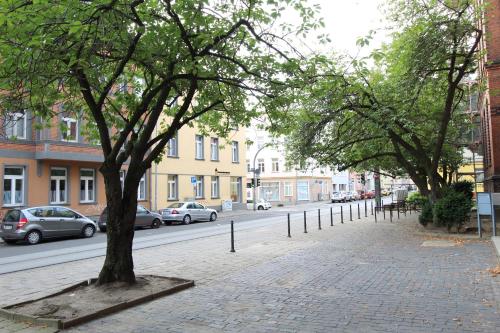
top-left (168, 203), bottom-right (184, 208)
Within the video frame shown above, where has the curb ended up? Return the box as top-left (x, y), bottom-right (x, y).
top-left (492, 236), bottom-right (500, 262)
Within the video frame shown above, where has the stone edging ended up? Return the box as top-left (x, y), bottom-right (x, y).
top-left (0, 275), bottom-right (194, 329)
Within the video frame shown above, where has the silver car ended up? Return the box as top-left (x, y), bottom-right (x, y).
top-left (98, 205), bottom-right (162, 232)
top-left (161, 202), bottom-right (217, 225)
top-left (0, 206), bottom-right (97, 245)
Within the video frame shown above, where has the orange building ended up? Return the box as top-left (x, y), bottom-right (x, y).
top-left (0, 109), bottom-right (149, 220)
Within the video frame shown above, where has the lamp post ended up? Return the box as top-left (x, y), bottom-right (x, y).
top-left (253, 144), bottom-right (269, 211)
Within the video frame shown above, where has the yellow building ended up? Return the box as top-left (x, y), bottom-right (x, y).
top-left (150, 123), bottom-right (247, 212)
top-left (455, 159), bottom-right (484, 193)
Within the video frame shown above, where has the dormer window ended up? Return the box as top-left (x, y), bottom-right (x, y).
top-left (61, 117), bottom-right (78, 142)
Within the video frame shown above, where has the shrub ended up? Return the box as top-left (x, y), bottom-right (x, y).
top-left (451, 180), bottom-right (474, 201)
top-left (407, 192), bottom-right (427, 208)
top-left (433, 190), bottom-right (472, 232)
top-left (419, 200), bottom-right (433, 226)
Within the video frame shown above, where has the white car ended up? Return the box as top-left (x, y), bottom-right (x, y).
top-left (247, 199), bottom-right (272, 210)
top-left (331, 192), bottom-right (348, 203)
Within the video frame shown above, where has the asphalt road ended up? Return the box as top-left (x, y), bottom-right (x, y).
top-left (0, 199), bottom-right (393, 274)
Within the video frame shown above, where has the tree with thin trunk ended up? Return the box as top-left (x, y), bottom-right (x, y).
top-left (0, 0), bottom-right (321, 284)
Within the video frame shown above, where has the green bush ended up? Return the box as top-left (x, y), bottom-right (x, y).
top-left (407, 192), bottom-right (427, 208)
top-left (433, 190), bottom-right (472, 232)
top-left (419, 200), bottom-right (433, 226)
top-left (451, 180), bottom-right (474, 201)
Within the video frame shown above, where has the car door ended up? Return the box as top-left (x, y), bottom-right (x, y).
top-left (185, 203), bottom-right (196, 221)
top-left (28, 207), bottom-right (60, 237)
top-left (194, 203), bottom-right (208, 220)
top-left (135, 206), bottom-right (150, 227)
top-left (54, 207), bottom-right (82, 236)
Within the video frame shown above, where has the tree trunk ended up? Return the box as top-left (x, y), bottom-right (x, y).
top-left (96, 165), bottom-right (139, 285)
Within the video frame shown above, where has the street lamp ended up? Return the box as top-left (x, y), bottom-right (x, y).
top-left (252, 143), bottom-right (270, 211)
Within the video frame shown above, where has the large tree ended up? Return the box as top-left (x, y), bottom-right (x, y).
top-left (0, 0), bottom-right (320, 284)
top-left (284, 0), bottom-right (481, 201)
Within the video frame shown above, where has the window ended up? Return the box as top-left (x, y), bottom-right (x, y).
top-left (138, 174), bottom-right (146, 200)
top-left (5, 112), bottom-right (26, 139)
top-left (272, 159), bottom-right (279, 172)
top-left (211, 176), bottom-right (219, 198)
top-left (195, 135), bottom-right (204, 160)
top-left (230, 177), bottom-right (242, 202)
top-left (61, 117), bottom-right (78, 142)
top-left (195, 176), bottom-right (204, 198)
top-left (259, 182), bottom-right (280, 201)
top-left (258, 159), bottom-right (265, 173)
top-left (297, 181), bottom-right (309, 201)
top-left (284, 182), bottom-right (293, 197)
top-left (50, 168), bottom-right (67, 204)
top-left (210, 138), bottom-right (219, 161)
top-left (167, 134), bottom-right (178, 157)
top-left (3, 167), bottom-right (24, 206)
top-left (80, 169), bottom-right (95, 203)
top-left (167, 175), bottom-right (178, 200)
top-left (231, 141), bottom-right (239, 162)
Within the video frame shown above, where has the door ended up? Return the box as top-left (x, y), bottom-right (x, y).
top-left (135, 206), bottom-right (150, 227)
top-left (53, 207), bottom-right (81, 236)
top-left (193, 203), bottom-right (208, 220)
top-left (186, 203), bottom-right (197, 221)
top-left (28, 207), bottom-right (61, 237)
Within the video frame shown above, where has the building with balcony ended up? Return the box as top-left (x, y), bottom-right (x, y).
top-left (0, 107), bottom-right (151, 219)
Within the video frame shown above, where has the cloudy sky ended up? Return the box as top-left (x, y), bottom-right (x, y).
top-left (298, 0), bottom-right (389, 56)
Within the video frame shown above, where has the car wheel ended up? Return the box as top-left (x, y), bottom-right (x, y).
top-left (82, 224), bottom-right (95, 238)
top-left (25, 230), bottom-right (41, 245)
top-left (183, 215), bottom-right (191, 225)
top-left (99, 227), bottom-right (107, 233)
top-left (209, 212), bottom-right (217, 222)
top-left (3, 239), bottom-right (17, 245)
top-left (151, 219), bottom-right (161, 229)
top-left (258, 206), bottom-right (264, 210)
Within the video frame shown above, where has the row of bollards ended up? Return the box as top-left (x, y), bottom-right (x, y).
top-left (230, 200), bottom-right (405, 252)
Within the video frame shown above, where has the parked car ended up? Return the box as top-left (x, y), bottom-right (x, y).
top-left (0, 206), bottom-right (97, 245)
top-left (98, 205), bottom-right (162, 232)
top-left (331, 192), bottom-right (348, 203)
top-left (160, 202), bottom-right (217, 225)
top-left (360, 191), bottom-right (375, 199)
top-left (349, 191), bottom-right (361, 200)
top-left (246, 199), bottom-right (272, 210)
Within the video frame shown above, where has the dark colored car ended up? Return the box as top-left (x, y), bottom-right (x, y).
top-left (98, 205), bottom-right (162, 232)
top-left (0, 206), bottom-right (97, 245)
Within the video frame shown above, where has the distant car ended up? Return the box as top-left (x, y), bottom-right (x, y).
top-left (349, 191), bottom-right (361, 200)
top-left (0, 206), bottom-right (97, 245)
top-left (331, 192), bottom-right (348, 203)
top-left (98, 205), bottom-right (162, 232)
top-left (360, 191), bottom-right (375, 199)
top-left (247, 199), bottom-right (272, 210)
top-left (161, 202), bottom-right (217, 225)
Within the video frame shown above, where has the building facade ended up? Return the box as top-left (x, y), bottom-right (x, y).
top-left (0, 108), bottom-right (152, 220)
top-left (246, 126), bottom-right (332, 205)
top-left (150, 122), bottom-right (247, 212)
top-left (478, 0), bottom-right (500, 191)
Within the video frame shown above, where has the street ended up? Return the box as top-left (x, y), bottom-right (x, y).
top-left (0, 199), bottom-right (391, 274)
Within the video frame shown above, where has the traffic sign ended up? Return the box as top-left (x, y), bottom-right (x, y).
top-left (191, 176), bottom-right (197, 184)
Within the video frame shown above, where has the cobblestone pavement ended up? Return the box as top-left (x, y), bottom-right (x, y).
top-left (1, 212), bottom-right (499, 333)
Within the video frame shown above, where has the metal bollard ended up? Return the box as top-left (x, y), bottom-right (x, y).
top-left (364, 200), bottom-right (367, 217)
top-left (390, 208), bottom-right (393, 223)
top-left (397, 205), bottom-right (400, 219)
top-left (318, 209), bottom-right (322, 230)
top-left (330, 207), bottom-right (333, 226)
top-left (371, 201), bottom-right (374, 215)
top-left (349, 205), bottom-right (352, 221)
top-left (230, 220), bottom-right (235, 253)
top-left (383, 207), bottom-right (386, 220)
top-left (357, 203), bottom-right (361, 220)
top-left (304, 211), bottom-right (308, 233)
top-left (287, 213), bottom-right (291, 238)
top-left (409, 205), bottom-right (412, 215)
top-left (341, 206), bottom-right (344, 224)
top-left (374, 205), bottom-right (377, 223)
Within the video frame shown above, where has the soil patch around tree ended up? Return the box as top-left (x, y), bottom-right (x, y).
top-left (0, 275), bottom-right (194, 329)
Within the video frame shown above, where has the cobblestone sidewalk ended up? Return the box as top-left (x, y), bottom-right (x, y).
top-left (0, 214), bottom-right (499, 332)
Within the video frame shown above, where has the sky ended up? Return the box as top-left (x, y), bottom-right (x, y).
top-left (298, 0), bottom-right (389, 57)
